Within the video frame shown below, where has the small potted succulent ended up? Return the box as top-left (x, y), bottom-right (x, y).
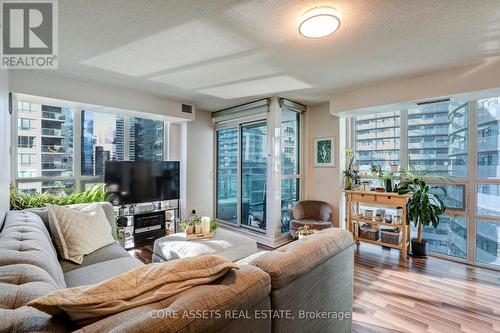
top-left (179, 213), bottom-right (201, 235)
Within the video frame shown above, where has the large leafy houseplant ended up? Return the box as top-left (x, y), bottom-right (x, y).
top-left (397, 165), bottom-right (446, 256)
top-left (10, 183), bottom-right (108, 210)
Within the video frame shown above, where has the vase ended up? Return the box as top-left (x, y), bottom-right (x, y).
top-left (344, 177), bottom-right (352, 190)
top-left (385, 178), bottom-right (393, 193)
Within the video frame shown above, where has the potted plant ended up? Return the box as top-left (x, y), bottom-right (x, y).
top-left (179, 214), bottom-right (201, 235)
top-left (370, 164), bottom-right (384, 190)
top-left (397, 166), bottom-right (446, 257)
top-left (343, 148), bottom-right (360, 190)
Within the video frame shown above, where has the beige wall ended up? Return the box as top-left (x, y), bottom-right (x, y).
top-left (329, 59), bottom-right (500, 115)
top-left (185, 110), bottom-right (214, 219)
top-left (304, 102), bottom-right (343, 227)
top-left (10, 71), bottom-right (194, 121)
top-left (0, 69), bottom-right (10, 223)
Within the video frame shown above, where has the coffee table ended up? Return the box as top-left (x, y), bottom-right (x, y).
top-left (152, 228), bottom-right (258, 262)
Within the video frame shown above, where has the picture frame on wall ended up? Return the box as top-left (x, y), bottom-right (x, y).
top-left (314, 137), bottom-right (335, 167)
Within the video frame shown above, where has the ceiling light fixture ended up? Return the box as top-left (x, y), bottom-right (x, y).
top-left (298, 6), bottom-right (342, 38)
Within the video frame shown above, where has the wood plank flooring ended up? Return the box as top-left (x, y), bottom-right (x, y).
top-left (129, 242), bottom-right (500, 333)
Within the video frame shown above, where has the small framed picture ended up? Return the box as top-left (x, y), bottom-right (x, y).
top-left (314, 137), bottom-right (335, 167)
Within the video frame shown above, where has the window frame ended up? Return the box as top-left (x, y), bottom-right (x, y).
top-left (349, 100), bottom-right (500, 270)
top-left (12, 98), bottom-right (170, 194)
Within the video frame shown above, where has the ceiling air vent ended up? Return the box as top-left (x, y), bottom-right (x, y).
top-left (415, 98), bottom-right (451, 106)
top-left (182, 104), bottom-right (193, 114)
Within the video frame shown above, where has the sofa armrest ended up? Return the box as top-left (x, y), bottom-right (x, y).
top-left (76, 265), bottom-right (271, 333)
top-left (250, 228), bottom-right (353, 289)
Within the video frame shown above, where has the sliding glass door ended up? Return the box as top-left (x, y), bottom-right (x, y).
top-left (215, 121), bottom-right (268, 232)
top-left (241, 122), bottom-right (267, 231)
top-left (216, 128), bottom-right (238, 224)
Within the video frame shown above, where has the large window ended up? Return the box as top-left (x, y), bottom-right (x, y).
top-left (214, 99), bottom-right (303, 240)
top-left (478, 97), bottom-right (500, 179)
top-left (351, 98), bottom-right (500, 269)
top-left (216, 128), bottom-right (238, 224)
top-left (241, 122), bottom-right (267, 230)
top-left (408, 102), bottom-right (468, 177)
top-left (14, 102), bottom-right (74, 194)
top-left (281, 107), bottom-right (300, 233)
top-left (476, 220), bottom-right (500, 266)
top-left (81, 111), bottom-right (124, 176)
top-left (411, 216), bottom-right (467, 259)
top-left (355, 111), bottom-right (400, 173)
top-left (14, 99), bottom-right (168, 195)
top-left (130, 117), bottom-right (164, 161)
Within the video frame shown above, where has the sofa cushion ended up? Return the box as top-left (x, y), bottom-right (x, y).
top-left (0, 307), bottom-right (69, 333)
top-left (60, 242), bottom-right (132, 273)
top-left (64, 257), bottom-right (144, 287)
top-left (0, 211), bottom-right (68, 332)
top-left (249, 227), bottom-right (353, 289)
top-left (0, 211), bottom-right (66, 294)
top-left (47, 204), bottom-right (115, 264)
top-left (27, 202), bottom-right (117, 241)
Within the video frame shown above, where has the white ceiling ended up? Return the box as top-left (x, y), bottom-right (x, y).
top-left (47, 0), bottom-right (500, 111)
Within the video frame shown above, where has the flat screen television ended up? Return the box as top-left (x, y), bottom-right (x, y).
top-left (105, 161), bottom-right (180, 205)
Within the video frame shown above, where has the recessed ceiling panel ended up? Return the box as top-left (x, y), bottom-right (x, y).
top-left (150, 55), bottom-right (278, 89)
top-left (197, 75), bottom-right (311, 99)
top-left (81, 19), bottom-right (252, 77)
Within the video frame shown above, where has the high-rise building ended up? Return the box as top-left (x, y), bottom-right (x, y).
top-left (115, 117), bottom-right (124, 160)
top-left (355, 112), bottom-right (400, 172)
top-left (129, 117), bottom-right (164, 161)
top-left (17, 102), bottom-right (74, 194)
top-left (94, 146), bottom-right (110, 176)
top-left (81, 111), bottom-right (95, 176)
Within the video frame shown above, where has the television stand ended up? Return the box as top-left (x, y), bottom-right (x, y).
top-left (115, 201), bottom-right (180, 249)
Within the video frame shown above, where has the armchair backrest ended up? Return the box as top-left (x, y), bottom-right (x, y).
top-left (291, 200), bottom-right (332, 222)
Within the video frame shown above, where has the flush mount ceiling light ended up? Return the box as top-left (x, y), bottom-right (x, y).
top-left (298, 6), bottom-right (342, 38)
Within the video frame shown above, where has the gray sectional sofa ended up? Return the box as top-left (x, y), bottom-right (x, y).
top-left (0, 202), bottom-right (354, 333)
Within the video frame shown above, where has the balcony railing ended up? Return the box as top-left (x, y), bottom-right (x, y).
top-left (42, 128), bottom-right (63, 136)
top-left (408, 116), bottom-right (449, 125)
top-left (408, 128), bottom-right (449, 136)
top-left (42, 111), bottom-right (65, 121)
top-left (41, 163), bottom-right (65, 170)
top-left (41, 145), bottom-right (65, 154)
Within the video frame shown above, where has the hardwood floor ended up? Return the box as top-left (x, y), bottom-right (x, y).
top-left (129, 242), bottom-right (500, 333)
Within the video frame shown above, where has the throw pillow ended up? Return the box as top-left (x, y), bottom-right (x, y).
top-left (47, 203), bottom-right (115, 264)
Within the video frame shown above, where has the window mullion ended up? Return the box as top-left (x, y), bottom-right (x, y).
top-left (73, 109), bottom-right (82, 192)
top-left (468, 100), bottom-right (478, 265)
top-left (400, 109), bottom-right (408, 170)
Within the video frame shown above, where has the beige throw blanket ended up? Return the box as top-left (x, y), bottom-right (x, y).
top-left (28, 256), bottom-right (239, 322)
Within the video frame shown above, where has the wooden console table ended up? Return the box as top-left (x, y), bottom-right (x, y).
top-left (344, 190), bottom-right (411, 259)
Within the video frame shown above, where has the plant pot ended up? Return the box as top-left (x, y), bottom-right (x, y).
top-left (411, 238), bottom-right (428, 257)
top-left (185, 226), bottom-right (194, 235)
top-left (344, 177), bottom-right (352, 190)
top-left (385, 178), bottom-right (392, 193)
